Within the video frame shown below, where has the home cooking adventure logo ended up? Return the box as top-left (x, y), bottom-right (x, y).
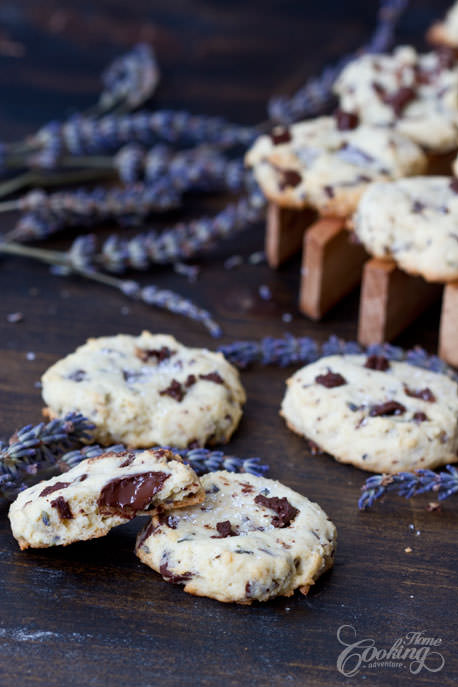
top-left (336, 625), bottom-right (445, 677)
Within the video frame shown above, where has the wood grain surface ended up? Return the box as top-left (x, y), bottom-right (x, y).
top-left (0, 1), bottom-right (456, 686)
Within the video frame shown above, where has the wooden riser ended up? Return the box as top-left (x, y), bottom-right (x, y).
top-left (357, 259), bottom-right (442, 345)
top-left (439, 282), bottom-right (458, 367)
top-left (299, 218), bottom-right (367, 320)
top-left (265, 203), bottom-right (316, 268)
top-left (264, 203), bottom-right (458, 368)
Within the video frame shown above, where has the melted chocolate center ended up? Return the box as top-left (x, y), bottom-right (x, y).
top-left (98, 471), bottom-right (170, 515)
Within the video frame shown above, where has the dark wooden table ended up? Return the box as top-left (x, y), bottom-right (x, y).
top-left (0, 2), bottom-right (456, 685)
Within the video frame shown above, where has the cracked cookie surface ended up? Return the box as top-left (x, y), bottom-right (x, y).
top-left (136, 471), bottom-right (336, 604)
top-left (245, 116), bottom-right (425, 216)
top-left (334, 46), bottom-right (458, 153)
top-left (281, 354), bottom-right (458, 473)
top-left (353, 176), bottom-right (458, 282)
top-left (41, 332), bottom-right (246, 448)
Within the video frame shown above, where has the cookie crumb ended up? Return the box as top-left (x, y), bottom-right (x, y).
top-left (224, 255), bottom-right (243, 270)
top-left (6, 312), bottom-right (23, 323)
top-left (248, 251), bottom-right (265, 265)
top-left (404, 546), bottom-right (412, 553)
top-left (258, 284), bottom-right (272, 301)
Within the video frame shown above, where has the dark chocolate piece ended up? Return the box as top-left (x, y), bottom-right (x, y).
top-left (199, 372), bottom-right (224, 385)
top-left (413, 412), bottom-right (428, 423)
top-left (98, 471), bottom-right (170, 515)
top-left (159, 561), bottom-right (193, 584)
top-left (369, 401), bottom-right (406, 417)
top-left (212, 520), bottom-right (236, 538)
top-left (384, 86), bottom-right (416, 116)
top-left (404, 386), bottom-right (436, 403)
top-left (159, 379), bottom-right (185, 402)
top-left (279, 169), bottom-right (302, 189)
top-left (315, 371), bottom-right (347, 388)
top-left (135, 346), bottom-right (176, 363)
top-left (254, 494), bottom-right (299, 528)
top-left (136, 520), bottom-right (156, 549)
top-left (335, 109), bottom-right (359, 131)
top-left (450, 178), bottom-right (458, 194)
top-left (51, 496), bottom-right (73, 520)
top-left (270, 127), bottom-right (291, 145)
top-left (185, 374), bottom-right (197, 388)
top-left (364, 355), bottom-right (390, 371)
top-left (119, 453), bottom-right (136, 468)
top-left (40, 482), bottom-right (70, 498)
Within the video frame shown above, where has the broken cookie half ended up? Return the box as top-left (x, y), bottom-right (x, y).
top-left (9, 448), bottom-right (204, 550)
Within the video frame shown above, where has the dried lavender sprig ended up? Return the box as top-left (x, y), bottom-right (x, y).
top-left (0, 413), bottom-right (95, 499)
top-left (358, 465), bottom-right (458, 510)
top-left (173, 447), bottom-right (269, 477)
top-left (98, 43), bottom-right (160, 112)
top-left (5, 181), bottom-right (181, 241)
top-left (66, 185), bottom-right (266, 273)
top-left (6, 44), bottom-right (159, 161)
top-left (25, 110), bottom-right (256, 171)
top-left (118, 279), bottom-right (222, 337)
top-left (60, 444), bottom-right (269, 477)
top-left (0, 241), bottom-right (222, 337)
top-left (3, 151), bottom-right (247, 242)
top-left (115, 143), bottom-right (246, 190)
top-left (218, 334), bottom-right (458, 382)
top-left (268, 0), bottom-right (408, 124)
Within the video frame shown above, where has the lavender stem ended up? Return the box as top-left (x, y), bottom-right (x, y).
top-left (0, 240), bottom-right (222, 337)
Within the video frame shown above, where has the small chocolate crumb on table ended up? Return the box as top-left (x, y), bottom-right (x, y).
top-left (0, 2), bottom-right (456, 687)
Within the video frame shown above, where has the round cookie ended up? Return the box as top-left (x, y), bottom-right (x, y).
top-left (135, 471), bottom-right (336, 604)
top-left (281, 354), bottom-right (458, 473)
top-left (245, 116), bottom-right (426, 216)
top-left (9, 448), bottom-right (204, 550)
top-left (333, 46), bottom-right (458, 153)
top-left (41, 332), bottom-right (246, 448)
top-left (353, 176), bottom-right (458, 282)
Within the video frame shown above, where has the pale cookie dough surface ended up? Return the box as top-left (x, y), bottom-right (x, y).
top-left (41, 332), bottom-right (246, 448)
top-left (9, 448), bottom-right (204, 550)
top-left (428, 3), bottom-right (458, 48)
top-left (135, 471), bottom-right (336, 604)
top-left (281, 354), bottom-right (458, 473)
top-left (334, 46), bottom-right (458, 153)
top-left (453, 152), bottom-right (458, 176)
top-left (354, 176), bottom-right (458, 282)
top-left (245, 116), bottom-right (425, 216)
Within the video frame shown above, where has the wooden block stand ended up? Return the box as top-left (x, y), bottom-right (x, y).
top-left (265, 201), bottom-right (458, 368)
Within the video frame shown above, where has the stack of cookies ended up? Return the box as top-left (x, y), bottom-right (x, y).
top-left (246, 7), bottom-right (458, 365)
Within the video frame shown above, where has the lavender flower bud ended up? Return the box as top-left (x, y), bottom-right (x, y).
top-left (268, 0), bottom-right (408, 123)
top-left (100, 43), bottom-right (160, 111)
